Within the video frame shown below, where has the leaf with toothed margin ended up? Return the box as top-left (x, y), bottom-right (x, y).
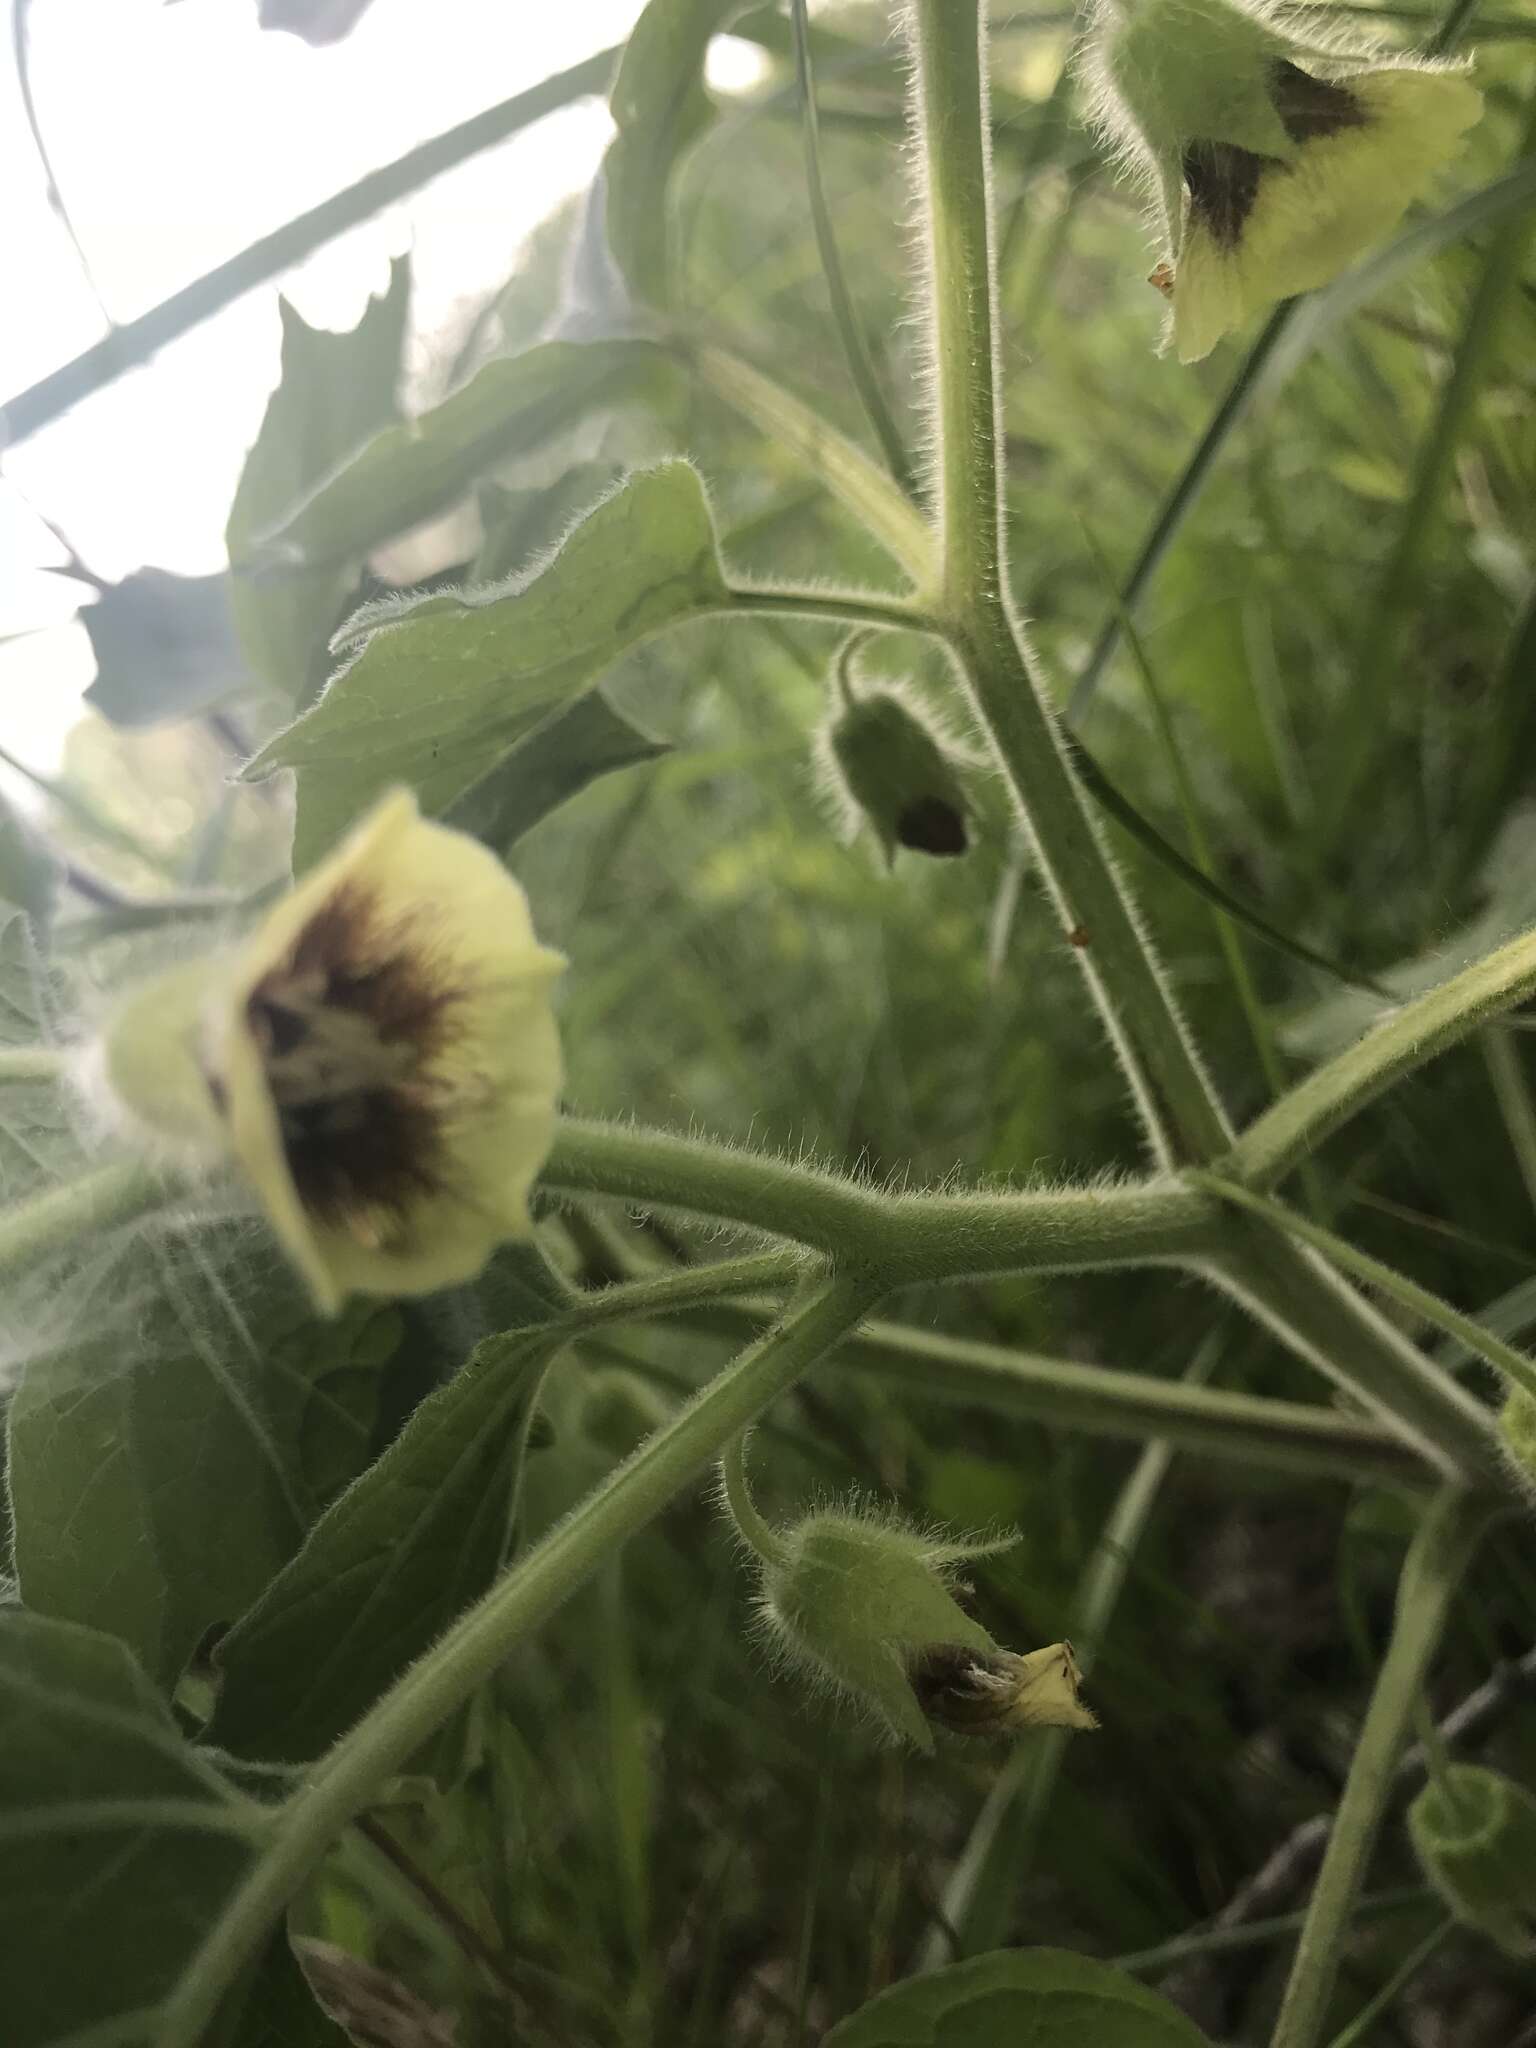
top-left (246, 337), bottom-right (670, 576)
top-left (242, 462), bottom-right (726, 870)
top-left (226, 258), bottom-right (411, 704)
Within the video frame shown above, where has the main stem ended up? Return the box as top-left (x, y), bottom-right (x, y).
top-left (1270, 1489), bottom-right (1490, 2048)
top-left (158, 1272), bottom-right (876, 2046)
top-left (903, 0), bottom-right (1230, 1167)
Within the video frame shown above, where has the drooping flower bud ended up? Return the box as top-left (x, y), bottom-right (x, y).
top-left (1084, 0), bottom-right (1481, 361)
top-left (822, 690), bottom-right (973, 866)
top-left (90, 788), bottom-right (564, 1313)
top-left (720, 1442), bottom-right (1094, 1751)
top-left (1407, 1763), bottom-right (1536, 1957)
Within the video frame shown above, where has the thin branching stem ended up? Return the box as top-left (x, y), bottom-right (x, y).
top-left (903, 0), bottom-right (1232, 1168)
top-left (1271, 1489), bottom-right (1492, 2048)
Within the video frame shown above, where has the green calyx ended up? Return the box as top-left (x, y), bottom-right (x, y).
top-left (762, 1508), bottom-right (1007, 1749)
top-left (825, 691), bottom-right (972, 866)
top-left (1407, 1763), bottom-right (1536, 1957)
top-left (1100, 0), bottom-right (1297, 163)
top-left (99, 957), bottom-right (230, 1154)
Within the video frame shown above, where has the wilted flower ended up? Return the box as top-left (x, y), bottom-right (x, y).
top-left (1085, 0), bottom-right (1481, 361)
top-left (98, 789), bottom-right (564, 1313)
top-left (720, 1446), bottom-right (1094, 1750)
top-left (912, 1640), bottom-right (1098, 1737)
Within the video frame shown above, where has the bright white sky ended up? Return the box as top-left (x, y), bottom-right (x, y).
top-left (0, 0), bottom-right (764, 777)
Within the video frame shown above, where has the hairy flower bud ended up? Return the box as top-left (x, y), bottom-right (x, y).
top-left (1084, 0), bottom-right (1481, 361)
top-left (823, 691), bottom-right (972, 865)
top-left (93, 789), bottom-right (564, 1312)
top-left (721, 1445), bottom-right (1094, 1751)
top-left (1407, 1763), bottom-right (1536, 1957)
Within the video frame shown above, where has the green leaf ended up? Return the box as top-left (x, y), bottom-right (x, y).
top-left (447, 688), bottom-right (671, 854)
top-left (8, 1251), bottom-right (402, 1691)
top-left (207, 1328), bottom-right (562, 1764)
top-left (246, 461), bottom-right (726, 868)
top-left (0, 790), bottom-right (59, 923)
top-left (249, 338), bottom-right (669, 572)
top-left (0, 1609), bottom-right (253, 2048)
top-left (821, 1949), bottom-right (1212, 2048)
top-left (82, 569), bottom-right (253, 728)
top-left (472, 461), bottom-right (623, 581)
top-left (605, 0), bottom-right (746, 306)
top-left (226, 259), bottom-right (410, 703)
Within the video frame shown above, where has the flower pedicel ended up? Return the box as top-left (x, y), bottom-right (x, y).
top-left (99, 788), bottom-right (564, 1312)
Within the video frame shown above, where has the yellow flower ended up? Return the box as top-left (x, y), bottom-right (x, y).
top-left (215, 789), bottom-right (564, 1311)
top-left (911, 1640), bottom-right (1099, 1736)
top-left (1086, 0), bottom-right (1482, 362)
top-left (1171, 66), bottom-right (1483, 362)
top-left (100, 789), bottom-right (564, 1312)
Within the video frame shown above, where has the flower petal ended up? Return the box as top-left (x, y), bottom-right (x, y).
top-left (1173, 68), bottom-right (1481, 361)
top-left (217, 788), bottom-right (563, 1312)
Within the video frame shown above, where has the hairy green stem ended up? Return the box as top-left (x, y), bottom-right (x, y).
top-left (722, 583), bottom-right (929, 636)
top-left (565, 1251), bottom-right (808, 1329)
top-left (0, 1159), bottom-right (169, 1283)
top-left (158, 1272), bottom-right (876, 2046)
top-left (1206, 1229), bottom-right (1505, 1485)
top-left (831, 1315), bottom-right (1433, 1490)
top-left (718, 1431), bottom-right (791, 1571)
top-left (543, 1115), bottom-right (1220, 1277)
top-left (1192, 1172), bottom-right (1536, 1411)
top-left (1229, 922), bottom-right (1536, 1190)
top-left (903, 0), bottom-right (1230, 1167)
top-left (1270, 1488), bottom-right (1490, 2048)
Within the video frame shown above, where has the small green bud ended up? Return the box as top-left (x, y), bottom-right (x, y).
top-left (823, 692), bottom-right (972, 866)
top-left (721, 1441), bottom-right (1094, 1751)
top-left (1407, 1764), bottom-right (1536, 1958)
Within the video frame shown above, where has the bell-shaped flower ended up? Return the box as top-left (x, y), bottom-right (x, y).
top-left (1086, 0), bottom-right (1481, 361)
top-left (97, 788), bottom-right (564, 1312)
